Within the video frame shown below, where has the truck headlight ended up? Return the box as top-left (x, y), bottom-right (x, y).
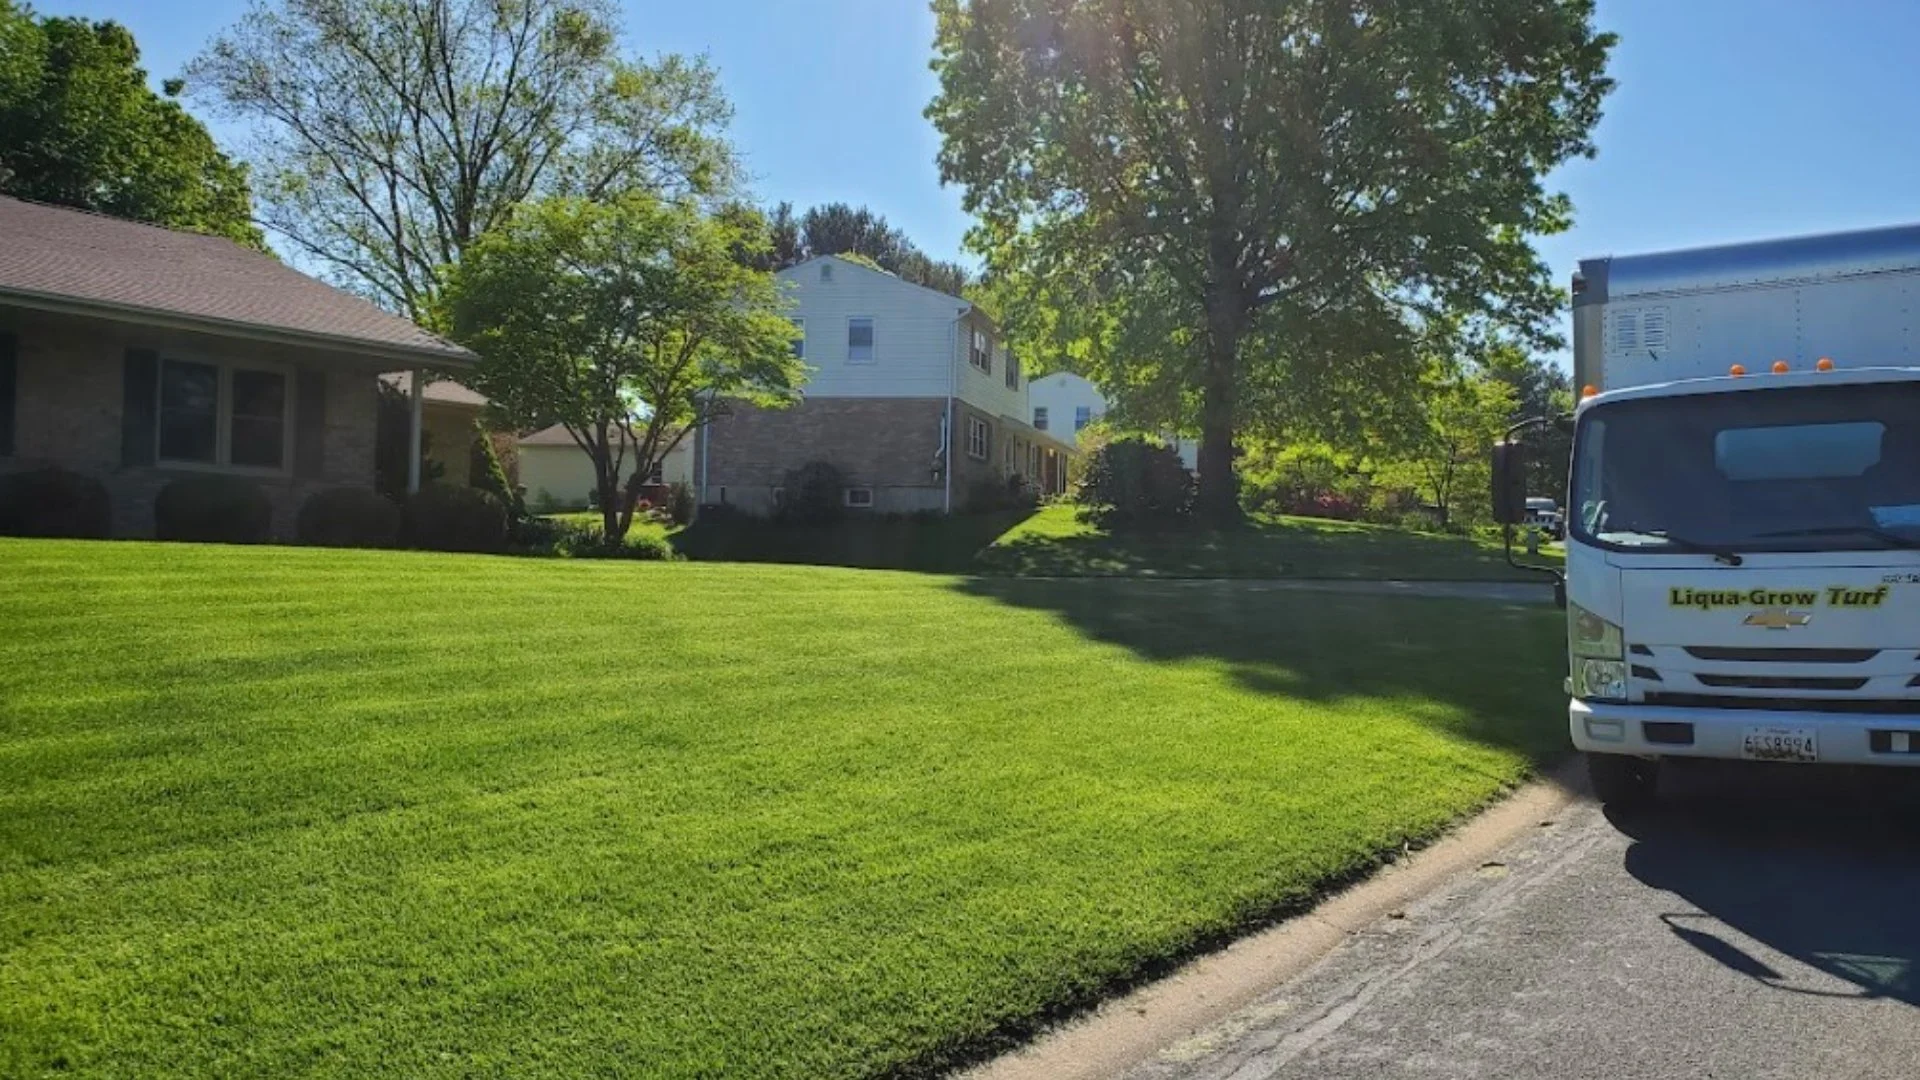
top-left (1569, 602), bottom-right (1623, 659)
top-left (1572, 658), bottom-right (1628, 702)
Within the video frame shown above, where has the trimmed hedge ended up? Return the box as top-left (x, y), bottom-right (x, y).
top-left (0, 467), bottom-right (112, 538)
top-left (154, 475), bottom-right (273, 544)
top-left (298, 487), bottom-right (402, 548)
top-left (404, 483), bottom-right (508, 553)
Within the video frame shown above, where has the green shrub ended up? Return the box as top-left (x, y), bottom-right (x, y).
top-left (565, 529), bottom-right (675, 561)
top-left (154, 475), bottom-right (273, 543)
top-left (966, 474), bottom-right (1038, 514)
top-left (776, 461), bottom-right (847, 525)
top-left (297, 487), bottom-right (401, 548)
top-left (1075, 437), bottom-right (1193, 527)
top-left (665, 481), bottom-right (696, 526)
top-left (468, 422), bottom-right (523, 518)
top-left (404, 483), bottom-right (507, 553)
top-left (0, 467), bottom-right (112, 538)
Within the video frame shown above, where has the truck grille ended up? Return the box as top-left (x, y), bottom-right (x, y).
top-left (1645, 693), bottom-right (1920, 715)
top-left (1693, 674), bottom-right (1869, 691)
top-left (1682, 646), bottom-right (1880, 664)
top-left (1630, 644), bottom-right (1920, 711)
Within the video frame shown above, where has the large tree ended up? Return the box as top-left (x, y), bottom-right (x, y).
top-left (749, 200), bottom-right (972, 297)
top-left (189, 0), bottom-right (735, 321)
top-left (0, 1), bottom-right (260, 246)
top-left (442, 194), bottom-right (804, 541)
top-left (929, 0), bottom-right (1613, 522)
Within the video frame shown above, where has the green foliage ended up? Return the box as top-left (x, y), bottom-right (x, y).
top-left (1237, 442), bottom-right (1374, 521)
top-left (467, 421), bottom-right (522, 518)
top-left (0, 466), bottom-right (111, 538)
top-left (296, 486), bottom-right (401, 548)
top-left (981, 504), bottom-right (1562, 580)
top-left (1075, 437), bottom-right (1194, 527)
top-left (445, 193), bottom-right (803, 543)
top-left (0, 2), bottom-right (261, 246)
top-left (929, 0), bottom-right (1614, 522)
top-left (1375, 369), bottom-right (1518, 531)
top-left (153, 475), bottom-right (272, 543)
top-left (967, 474), bottom-right (1039, 514)
top-left (402, 482), bottom-right (507, 553)
top-left (190, 0), bottom-right (735, 319)
top-left (0, 539), bottom-right (1566, 1077)
top-left (664, 481), bottom-right (696, 526)
top-left (776, 460), bottom-right (847, 525)
top-left (1485, 346), bottom-right (1575, 500)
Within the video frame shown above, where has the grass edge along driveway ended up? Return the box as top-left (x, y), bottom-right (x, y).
top-left (0, 540), bottom-right (1566, 1078)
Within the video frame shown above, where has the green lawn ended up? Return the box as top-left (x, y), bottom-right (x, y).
top-left (978, 505), bottom-right (1565, 580)
top-left (0, 540), bottom-right (1565, 1078)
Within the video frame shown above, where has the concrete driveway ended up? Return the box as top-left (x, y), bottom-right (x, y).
top-left (1126, 762), bottom-right (1920, 1080)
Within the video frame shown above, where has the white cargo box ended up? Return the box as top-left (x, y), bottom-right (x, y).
top-left (1573, 224), bottom-right (1920, 393)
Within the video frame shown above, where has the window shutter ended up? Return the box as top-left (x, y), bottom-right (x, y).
top-left (294, 368), bottom-right (328, 478)
top-left (0, 332), bottom-right (16, 456)
top-left (120, 348), bottom-right (158, 467)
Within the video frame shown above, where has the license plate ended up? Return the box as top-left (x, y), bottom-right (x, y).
top-left (1742, 726), bottom-right (1818, 762)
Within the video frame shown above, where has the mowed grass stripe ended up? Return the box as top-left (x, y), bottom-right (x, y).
top-left (0, 539), bottom-right (1564, 1078)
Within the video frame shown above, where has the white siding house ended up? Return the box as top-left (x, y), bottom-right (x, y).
top-left (696, 255), bottom-right (1074, 514)
top-left (517, 425), bottom-right (693, 511)
top-left (1028, 372), bottom-right (1200, 471)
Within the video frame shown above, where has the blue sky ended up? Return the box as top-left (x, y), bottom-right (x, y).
top-left (29, 0), bottom-right (1920, 363)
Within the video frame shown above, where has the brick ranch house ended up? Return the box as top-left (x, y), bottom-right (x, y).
top-left (695, 254), bottom-right (1074, 515)
top-left (0, 196), bottom-right (474, 538)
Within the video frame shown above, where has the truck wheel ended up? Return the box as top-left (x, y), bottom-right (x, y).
top-left (1587, 753), bottom-right (1659, 810)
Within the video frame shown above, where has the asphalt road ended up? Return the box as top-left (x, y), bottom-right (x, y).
top-left (1125, 761), bottom-right (1920, 1080)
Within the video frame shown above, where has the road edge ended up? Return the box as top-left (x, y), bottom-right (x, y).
top-left (961, 759), bottom-right (1586, 1080)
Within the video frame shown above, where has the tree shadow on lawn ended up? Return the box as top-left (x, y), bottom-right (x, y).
top-left (954, 575), bottom-right (1570, 760)
top-left (672, 510), bottom-right (1035, 573)
top-left (978, 515), bottom-right (1547, 581)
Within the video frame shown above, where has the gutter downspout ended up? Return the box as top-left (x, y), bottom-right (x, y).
top-left (944, 314), bottom-right (959, 514)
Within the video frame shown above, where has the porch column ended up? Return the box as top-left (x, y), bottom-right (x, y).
top-left (407, 368), bottom-right (425, 494)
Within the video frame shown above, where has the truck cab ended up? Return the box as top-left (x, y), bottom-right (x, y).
top-left (1507, 224), bottom-right (1920, 807)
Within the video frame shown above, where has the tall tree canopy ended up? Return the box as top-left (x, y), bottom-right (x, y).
top-left (929, 0), bottom-right (1613, 522)
top-left (0, 1), bottom-right (261, 246)
top-left (443, 194), bottom-right (803, 541)
top-left (751, 200), bottom-right (972, 297)
top-left (190, 0), bottom-right (736, 320)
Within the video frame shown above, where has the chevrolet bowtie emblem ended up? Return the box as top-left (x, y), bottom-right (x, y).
top-left (1744, 609), bottom-right (1813, 630)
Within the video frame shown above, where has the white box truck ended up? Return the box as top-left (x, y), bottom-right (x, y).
top-left (1493, 224), bottom-right (1920, 807)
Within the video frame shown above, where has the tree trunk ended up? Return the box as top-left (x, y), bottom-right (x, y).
top-left (1196, 294), bottom-right (1244, 526)
top-left (595, 448), bottom-right (623, 542)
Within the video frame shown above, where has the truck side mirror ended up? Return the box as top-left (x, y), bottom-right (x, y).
top-left (1491, 440), bottom-right (1528, 526)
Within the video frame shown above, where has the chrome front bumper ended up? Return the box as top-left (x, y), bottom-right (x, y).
top-left (1570, 698), bottom-right (1920, 766)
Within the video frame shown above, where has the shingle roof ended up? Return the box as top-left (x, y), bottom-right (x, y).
top-left (0, 196), bottom-right (473, 364)
top-left (381, 371), bottom-right (489, 407)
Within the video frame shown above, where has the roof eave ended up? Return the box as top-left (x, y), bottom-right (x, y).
top-left (0, 285), bottom-right (477, 369)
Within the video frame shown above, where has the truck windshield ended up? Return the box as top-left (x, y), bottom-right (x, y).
top-left (1570, 381), bottom-right (1920, 554)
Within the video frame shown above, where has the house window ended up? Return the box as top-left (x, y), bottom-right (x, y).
top-left (970, 329), bottom-right (991, 374)
top-left (646, 461), bottom-right (665, 485)
top-left (158, 359), bottom-right (219, 462)
top-left (1029, 445), bottom-right (1040, 479)
top-left (848, 317), bottom-right (875, 363)
top-left (1033, 406), bottom-right (1048, 431)
top-left (966, 415), bottom-right (989, 460)
top-left (791, 318), bottom-right (805, 360)
top-left (157, 357), bottom-right (289, 470)
top-left (1004, 439), bottom-right (1016, 474)
top-left (844, 486), bottom-right (874, 508)
top-left (1005, 351), bottom-right (1020, 390)
top-left (1074, 405), bottom-right (1092, 431)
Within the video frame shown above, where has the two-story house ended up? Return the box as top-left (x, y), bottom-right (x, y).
top-left (1028, 371), bottom-right (1200, 471)
top-left (694, 255), bottom-right (1072, 515)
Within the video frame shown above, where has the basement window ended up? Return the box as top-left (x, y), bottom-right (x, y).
top-left (844, 486), bottom-right (874, 508)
